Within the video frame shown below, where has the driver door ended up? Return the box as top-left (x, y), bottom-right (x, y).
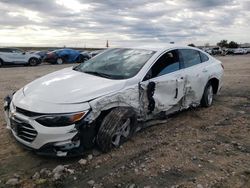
top-left (139, 50), bottom-right (185, 119)
top-left (10, 49), bottom-right (26, 63)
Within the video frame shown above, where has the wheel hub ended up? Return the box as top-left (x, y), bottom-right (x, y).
top-left (112, 118), bottom-right (131, 147)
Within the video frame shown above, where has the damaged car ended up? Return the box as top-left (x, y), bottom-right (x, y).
top-left (43, 48), bottom-right (87, 64)
top-left (4, 46), bottom-right (223, 156)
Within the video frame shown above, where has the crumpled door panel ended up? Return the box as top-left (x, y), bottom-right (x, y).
top-left (140, 73), bottom-right (185, 118)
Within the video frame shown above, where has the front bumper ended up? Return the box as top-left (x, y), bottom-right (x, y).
top-left (3, 95), bottom-right (84, 157)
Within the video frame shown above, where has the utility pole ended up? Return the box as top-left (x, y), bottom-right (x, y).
top-left (106, 40), bottom-right (109, 48)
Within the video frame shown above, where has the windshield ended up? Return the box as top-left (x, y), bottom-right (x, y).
top-left (73, 48), bottom-right (155, 79)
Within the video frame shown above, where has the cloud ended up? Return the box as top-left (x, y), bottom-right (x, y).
top-left (0, 0), bottom-right (249, 47)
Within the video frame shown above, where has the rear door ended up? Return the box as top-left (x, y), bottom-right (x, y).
top-left (10, 49), bottom-right (27, 63)
top-left (178, 49), bottom-right (209, 107)
top-left (139, 49), bottom-right (185, 119)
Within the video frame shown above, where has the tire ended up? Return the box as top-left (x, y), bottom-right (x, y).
top-left (28, 58), bottom-right (39, 66)
top-left (201, 82), bottom-right (214, 107)
top-left (56, 57), bottom-right (64, 64)
top-left (96, 108), bottom-right (137, 152)
top-left (0, 59), bottom-right (3, 67)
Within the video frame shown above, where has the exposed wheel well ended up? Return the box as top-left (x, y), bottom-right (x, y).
top-left (94, 107), bottom-right (136, 132)
top-left (209, 78), bottom-right (219, 94)
top-left (94, 108), bottom-right (114, 131)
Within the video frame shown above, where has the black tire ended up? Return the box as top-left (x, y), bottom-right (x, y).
top-left (29, 58), bottom-right (39, 66)
top-left (56, 57), bottom-right (64, 64)
top-left (0, 59), bottom-right (3, 67)
top-left (201, 82), bottom-right (214, 107)
top-left (96, 107), bottom-right (137, 152)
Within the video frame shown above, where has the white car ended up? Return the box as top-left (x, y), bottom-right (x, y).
top-left (0, 48), bottom-right (41, 66)
top-left (4, 45), bottom-right (224, 156)
top-left (233, 48), bottom-right (248, 54)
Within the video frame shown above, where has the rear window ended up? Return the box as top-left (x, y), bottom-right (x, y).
top-left (179, 49), bottom-right (201, 68)
top-left (200, 52), bottom-right (209, 62)
top-left (0, 48), bottom-right (11, 53)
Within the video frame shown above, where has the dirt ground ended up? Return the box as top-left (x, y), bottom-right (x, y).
top-left (0, 55), bottom-right (249, 188)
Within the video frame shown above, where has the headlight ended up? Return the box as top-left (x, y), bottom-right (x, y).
top-left (36, 112), bottom-right (86, 127)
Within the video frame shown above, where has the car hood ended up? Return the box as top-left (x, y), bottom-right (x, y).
top-left (22, 67), bottom-right (126, 104)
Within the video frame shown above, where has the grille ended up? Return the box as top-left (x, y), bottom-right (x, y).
top-left (10, 117), bottom-right (38, 143)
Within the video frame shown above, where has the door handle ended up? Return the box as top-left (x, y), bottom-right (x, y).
top-left (175, 88), bottom-right (178, 99)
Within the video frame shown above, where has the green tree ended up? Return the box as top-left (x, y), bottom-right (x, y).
top-left (188, 43), bottom-right (196, 47)
top-left (228, 41), bottom-right (239, 48)
top-left (217, 40), bottom-right (228, 48)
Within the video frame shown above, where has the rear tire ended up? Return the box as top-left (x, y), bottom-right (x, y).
top-left (56, 57), bottom-right (64, 64)
top-left (201, 82), bottom-right (214, 107)
top-left (96, 108), bottom-right (137, 152)
top-left (28, 58), bottom-right (39, 66)
top-left (0, 59), bottom-right (3, 67)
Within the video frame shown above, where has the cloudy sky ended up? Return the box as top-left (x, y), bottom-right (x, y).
top-left (0, 0), bottom-right (249, 48)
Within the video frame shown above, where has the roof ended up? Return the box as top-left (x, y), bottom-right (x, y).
top-left (112, 44), bottom-right (198, 53)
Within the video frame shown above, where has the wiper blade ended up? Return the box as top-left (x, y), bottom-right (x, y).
top-left (83, 71), bottom-right (112, 78)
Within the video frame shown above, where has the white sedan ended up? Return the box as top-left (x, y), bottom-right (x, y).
top-left (4, 45), bottom-right (224, 156)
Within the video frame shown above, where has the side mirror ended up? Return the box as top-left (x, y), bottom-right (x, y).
top-left (22, 52), bottom-right (26, 55)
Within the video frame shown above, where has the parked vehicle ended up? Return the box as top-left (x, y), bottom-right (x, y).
top-left (233, 48), bottom-right (248, 54)
top-left (89, 49), bottom-right (105, 57)
top-left (0, 48), bottom-right (41, 67)
top-left (225, 48), bottom-right (235, 55)
top-left (211, 47), bottom-right (222, 55)
top-left (202, 48), bottom-right (212, 55)
top-left (43, 48), bottom-right (87, 64)
top-left (80, 51), bottom-right (91, 61)
top-left (34, 50), bottom-right (48, 59)
top-left (4, 46), bottom-right (223, 156)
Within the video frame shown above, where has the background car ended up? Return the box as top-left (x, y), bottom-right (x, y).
top-left (211, 47), bottom-right (222, 55)
top-left (80, 51), bottom-right (91, 61)
top-left (89, 49), bottom-right (105, 57)
top-left (43, 48), bottom-right (87, 64)
top-left (233, 48), bottom-right (248, 54)
top-left (33, 50), bottom-right (48, 59)
top-left (0, 48), bottom-right (41, 67)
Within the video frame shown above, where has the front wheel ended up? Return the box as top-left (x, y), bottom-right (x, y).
top-left (201, 82), bottom-right (214, 107)
top-left (56, 57), bottom-right (64, 64)
top-left (96, 108), bottom-right (137, 152)
top-left (28, 58), bottom-right (39, 66)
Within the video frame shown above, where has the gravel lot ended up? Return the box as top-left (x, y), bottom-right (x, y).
top-left (0, 55), bottom-right (250, 188)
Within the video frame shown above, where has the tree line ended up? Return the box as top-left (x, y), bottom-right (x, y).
top-left (188, 40), bottom-right (239, 48)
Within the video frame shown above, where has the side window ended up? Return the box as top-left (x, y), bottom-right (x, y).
top-left (180, 49), bottom-right (201, 68)
top-left (199, 51), bottom-right (209, 62)
top-left (146, 50), bottom-right (180, 79)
